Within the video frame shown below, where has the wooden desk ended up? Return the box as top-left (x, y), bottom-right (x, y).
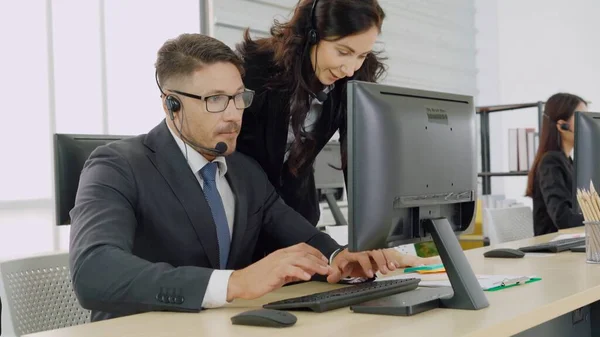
top-left (25, 228), bottom-right (599, 337)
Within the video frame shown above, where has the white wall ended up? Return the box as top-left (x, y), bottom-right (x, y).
top-left (0, 0), bottom-right (477, 258)
top-left (475, 0), bottom-right (600, 204)
top-left (216, 0), bottom-right (478, 96)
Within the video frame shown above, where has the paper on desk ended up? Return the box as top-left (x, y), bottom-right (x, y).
top-left (376, 273), bottom-right (538, 290)
top-left (550, 233), bottom-right (585, 242)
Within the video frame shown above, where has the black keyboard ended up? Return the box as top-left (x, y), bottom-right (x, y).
top-left (263, 278), bottom-right (420, 313)
top-left (519, 237), bottom-right (586, 253)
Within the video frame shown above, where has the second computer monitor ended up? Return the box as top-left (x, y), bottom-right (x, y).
top-left (347, 81), bottom-right (477, 251)
top-left (574, 111), bottom-right (600, 195)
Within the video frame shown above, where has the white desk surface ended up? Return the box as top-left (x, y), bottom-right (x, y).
top-left (25, 228), bottom-right (599, 337)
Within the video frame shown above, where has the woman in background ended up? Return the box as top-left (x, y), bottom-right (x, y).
top-left (236, 0), bottom-right (386, 227)
top-left (526, 93), bottom-right (588, 235)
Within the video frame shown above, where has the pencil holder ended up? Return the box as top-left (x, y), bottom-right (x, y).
top-left (585, 221), bottom-right (600, 264)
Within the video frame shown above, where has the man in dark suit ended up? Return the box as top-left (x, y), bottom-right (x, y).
top-left (69, 33), bottom-right (405, 322)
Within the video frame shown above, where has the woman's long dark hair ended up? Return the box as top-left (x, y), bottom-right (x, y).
top-left (525, 93), bottom-right (587, 197)
top-left (237, 0), bottom-right (387, 176)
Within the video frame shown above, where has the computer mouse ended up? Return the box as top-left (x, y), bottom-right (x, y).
top-left (230, 309), bottom-right (297, 328)
top-left (483, 248), bottom-right (525, 258)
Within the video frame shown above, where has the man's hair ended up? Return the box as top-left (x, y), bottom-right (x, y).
top-left (155, 33), bottom-right (244, 87)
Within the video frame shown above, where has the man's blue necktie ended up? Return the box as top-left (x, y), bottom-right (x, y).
top-left (199, 162), bottom-right (230, 269)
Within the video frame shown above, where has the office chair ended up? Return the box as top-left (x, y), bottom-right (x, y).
top-left (484, 206), bottom-right (534, 245)
top-left (0, 252), bottom-right (90, 337)
top-left (54, 134), bottom-right (128, 226)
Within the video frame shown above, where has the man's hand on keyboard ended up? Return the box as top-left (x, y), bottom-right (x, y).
top-left (227, 243), bottom-right (333, 301)
top-left (327, 249), bottom-right (399, 283)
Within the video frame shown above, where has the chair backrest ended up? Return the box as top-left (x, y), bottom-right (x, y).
top-left (54, 133), bottom-right (128, 226)
top-left (0, 252), bottom-right (90, 336)
top-left (483, 206), bottom-right (534, 245)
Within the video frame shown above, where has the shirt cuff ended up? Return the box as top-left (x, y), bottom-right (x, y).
top-left (201, 269), bottom-right (234, 308)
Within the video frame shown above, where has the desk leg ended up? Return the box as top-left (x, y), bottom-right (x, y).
top-left (591, 301), bottom-right (600, 336)
top-left (323, 190), bottom-right (348, 227)
top-left (514, 306), bottom-right (591, 337)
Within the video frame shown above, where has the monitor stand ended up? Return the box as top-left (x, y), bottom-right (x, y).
top-left (351, 217), bottom-right (489, 315)
top-left (424, 217), bottom-right (489, 310)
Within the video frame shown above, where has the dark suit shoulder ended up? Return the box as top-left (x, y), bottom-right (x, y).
top-left (540, 150), bottom-right (567, 162)
top-left (89, 134), bottom-right (147, 162)
top-left (538, 151), bottom-right (570, 171)
top-left (228, 151), bottom-right (269, 177)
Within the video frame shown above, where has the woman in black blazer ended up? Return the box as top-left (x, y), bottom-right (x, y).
top-left (526, 93), bottom-right (588, 236)
top-left (236, 0), bottom-right (386, 227)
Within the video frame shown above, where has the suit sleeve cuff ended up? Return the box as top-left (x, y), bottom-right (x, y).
top-left (201, 269), bottom-right (234, 308)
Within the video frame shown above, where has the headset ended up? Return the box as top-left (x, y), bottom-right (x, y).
top-left (301, 0), bottom-right (329, 102)
top-left (154, 71), bottom-right (227, 155)
top-left (155, 71), bottom-right (181, 121)
top-left (307, 0), bottom-right (320, 45)
top-left (544, 112), bottom-right (571, 132)
top-left (165, 96), bottom-right (181, 121)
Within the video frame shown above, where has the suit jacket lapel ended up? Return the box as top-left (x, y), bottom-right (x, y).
top-left (144, 121), bottom-right (220, 269)
top-left (224, 156), bottom-right (248, 269)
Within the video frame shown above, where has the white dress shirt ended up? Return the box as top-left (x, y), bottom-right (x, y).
top-left (167, 126), bottom-right (235, 308)
top-left (284, 84), bottom-right (334, 161)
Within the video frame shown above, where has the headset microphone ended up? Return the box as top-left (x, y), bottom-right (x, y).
top-left (172, 118), bottom-right (229, 155)
top-left (213, 142), bottom-right (228, 154)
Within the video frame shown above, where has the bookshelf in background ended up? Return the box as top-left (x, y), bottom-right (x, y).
top-left (477, 102), bottom-right (544, 195)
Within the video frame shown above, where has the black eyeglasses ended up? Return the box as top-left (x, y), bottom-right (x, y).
top-left (170, 89), bottom-right (255, 113)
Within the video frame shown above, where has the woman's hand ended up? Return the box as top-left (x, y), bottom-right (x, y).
top-left (384, 248), bottom-right (441, 268)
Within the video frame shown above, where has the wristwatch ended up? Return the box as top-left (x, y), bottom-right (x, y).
top-left (328, 245), bottom-right (348, 265)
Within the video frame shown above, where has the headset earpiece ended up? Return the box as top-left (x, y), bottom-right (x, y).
top-left (307, 0), bottom-right (319, 45)
top-left (560, 123), bottom-right (571, 131)
top-left (308, 29), bottom-right (318, 45)
top-left (165, 95), bottom-right (181, 120)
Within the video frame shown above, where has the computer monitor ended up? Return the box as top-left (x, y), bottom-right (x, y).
top-left (346, 80), bottom-right (488, 311)
top-left (53, 134), bottom-right (128, 226)
top-left (574, 111), bottom-right (600, 201)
